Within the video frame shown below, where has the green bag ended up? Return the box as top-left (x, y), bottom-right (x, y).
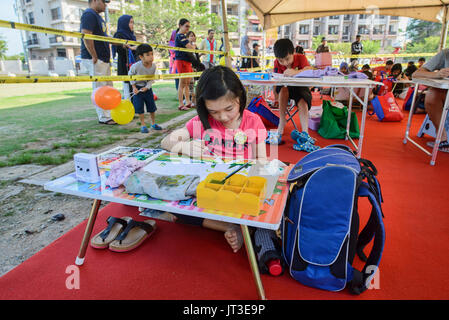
top-left (318, 100), bottom-right (360, 139)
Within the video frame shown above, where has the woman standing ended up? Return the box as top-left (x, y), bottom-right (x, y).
top-left (186, 30), bottom-right (204, 107)
top-left (112, 15), bottom-right (137, 99)
top-left (174, 18), bottom-right (195, 111)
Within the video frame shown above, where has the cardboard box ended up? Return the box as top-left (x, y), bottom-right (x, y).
top-left (238, 72), bottom-right (271, 81)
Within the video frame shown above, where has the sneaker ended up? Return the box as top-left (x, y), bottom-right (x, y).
top-left (141, 126), bottom-right (149, 133)
top-left (291, 130), bottom-right (316, 145)
top-left (293, 141), bottom-right (320, 153)
top-left (151, 124), bottom-right (162, 130)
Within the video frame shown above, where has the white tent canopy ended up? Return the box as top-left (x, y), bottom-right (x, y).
top-left (246, 0), bottom-right (449, 30)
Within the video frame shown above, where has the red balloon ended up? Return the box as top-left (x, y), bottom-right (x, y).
top-left (94, 86), bottom-right (122, 110)
top-left (153, 94), bottom-right (158, 101)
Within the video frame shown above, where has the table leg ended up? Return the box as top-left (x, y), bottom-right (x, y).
top-left (346, 88), bottom-right (354, 141)
top-left (356, 87), bottom-right (370, 158)
top-left (403, 83), bottom-right (419, 144)
top-left (430, 90), bottom-right (449, 165)
top-left (241, 225), bottom-right (266, 300)
top-left (75, 199), bottom-right (102, 266)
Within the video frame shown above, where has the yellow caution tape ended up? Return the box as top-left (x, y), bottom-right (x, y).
top-left (0, 19), bottom-right (224, 56)
top-left (0, 72), bottom-right (203, 84)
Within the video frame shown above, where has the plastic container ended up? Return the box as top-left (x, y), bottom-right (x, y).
top-left (196, 172), bottom-right (267, 216)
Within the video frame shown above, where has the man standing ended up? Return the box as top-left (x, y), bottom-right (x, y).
top-left (80, 0), bottom-right (115, 125)
top-left (351, 34), bottom-right (363, 62)
top-left (198, 29), bottom-right (218, 69)
top-left (240, 33), bottom-right (251, 69)
top-left (316, 37), bottom-right (329, 53)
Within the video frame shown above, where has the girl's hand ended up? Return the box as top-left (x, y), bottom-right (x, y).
top-left (132, 87), bottom-right (139, 95)
top-left (182, 140), bottom-right (207, 158)
top-left (283, 68), bottom-right (298, 77)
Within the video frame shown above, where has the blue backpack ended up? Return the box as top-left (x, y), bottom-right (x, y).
top-left (282, 145), bottom-right (385, 294)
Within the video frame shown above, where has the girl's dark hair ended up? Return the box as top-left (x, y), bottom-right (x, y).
top-left (195, 66), bottom-right (246, 130)
top-left (186, 31), bottom-right (196, 38)
top-left (178, 18), bottom-right (189, 26)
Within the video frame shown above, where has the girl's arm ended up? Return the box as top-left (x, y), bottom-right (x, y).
top-left (161, 128), bottom-right (207, 158)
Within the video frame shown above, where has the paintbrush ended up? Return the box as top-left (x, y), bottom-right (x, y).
top-left (210, 162), bottom-right (251, 185)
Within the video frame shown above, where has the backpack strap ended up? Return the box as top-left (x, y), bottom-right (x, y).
top-left (349, 184), bottom-right (385, 295)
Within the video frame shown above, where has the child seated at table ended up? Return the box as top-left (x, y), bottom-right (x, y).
top-left (161, 65), bottom-right (267, 253)
top-left (269, 38), bottom-right (319, 153)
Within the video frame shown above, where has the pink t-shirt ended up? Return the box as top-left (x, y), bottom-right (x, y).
top-left (185, 109), bottom-right (267, 159)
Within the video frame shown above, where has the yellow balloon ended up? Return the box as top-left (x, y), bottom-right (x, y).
top-left (110, 100), bottom-right (135, 125)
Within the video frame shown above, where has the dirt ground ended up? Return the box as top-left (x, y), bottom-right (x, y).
top-left (0, 113), bottom-right (191, 277)
top-left (0, 182), bottom-right (96, 276)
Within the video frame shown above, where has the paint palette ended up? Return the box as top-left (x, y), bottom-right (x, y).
top-left (196, 172), bottom-right (266, 216)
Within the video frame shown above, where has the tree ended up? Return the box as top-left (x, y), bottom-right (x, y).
top-left (406, 19), bottom-right (441, 43)
top-left (110, 0), bottom-right (238, 58)
top-left (0, 34), bottom-right (8, 60)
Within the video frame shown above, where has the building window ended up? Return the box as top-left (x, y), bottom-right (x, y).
top-left (373, 25), bottom-right (385, 35)
top-left (297, 40), bottom-right (309, 49)
top-left (28, 12), bottom-right (34, 24)
top-left (359, 14), bottom-right (369, 19)
top-left (51, 7), bottom-right (61, 20)
top-left (389, 25), bottom-right (396, 35)
top-left (343, 15), bottom-right (351, 20)
top-left (358, 25), bottom-right (369, 35)
top-left (284, 25), bottom-right (290, 37)
top-left (328, 25), bottom-right (338, 35)
top-left (343, 25), bottom-right (349, 35)
top-left (313, 26), bottom-right (320, 36)
top-left (57, 48), bottom-right (67, 58)
top-left (329, 15), bottom-right (340, 20)
top-left (299, 25), bottom-right (309, 35)
top-left (211, 5), bottom-right (219, 14)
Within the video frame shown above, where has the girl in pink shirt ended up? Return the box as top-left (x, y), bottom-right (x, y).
top-left (161, 66), bottom-right (267, 252)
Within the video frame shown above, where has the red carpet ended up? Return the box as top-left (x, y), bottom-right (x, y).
top-left (1, 108), bottom-right (449, 300)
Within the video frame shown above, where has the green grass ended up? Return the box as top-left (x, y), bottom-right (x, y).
top-left (0, 82), bottom-right (181, 167)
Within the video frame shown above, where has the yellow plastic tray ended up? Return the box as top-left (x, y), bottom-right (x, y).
top-left (196, 172), bottom-right (267, 216)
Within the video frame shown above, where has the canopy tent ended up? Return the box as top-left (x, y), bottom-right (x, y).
top-left (246, 0), bottom-right (449, 49)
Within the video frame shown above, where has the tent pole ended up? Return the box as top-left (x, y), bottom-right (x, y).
top-left (439, 5), bottom-right (449, 51)
top-left (262, 29), bottom-right (266, 70)
top-left (220, 0), bottom-right (232, 68)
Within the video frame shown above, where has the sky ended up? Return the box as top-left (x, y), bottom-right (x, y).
top-left (0, 0), bottom-right (23, 55)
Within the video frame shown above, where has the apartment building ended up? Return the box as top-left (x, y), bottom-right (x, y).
top-left (14, 0), bottom-right (88, 65)
top-left (279, 14), bottom-right (408, 50)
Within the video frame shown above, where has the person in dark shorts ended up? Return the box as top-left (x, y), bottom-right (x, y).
top-left (270, 38), bottom-right (318, 152)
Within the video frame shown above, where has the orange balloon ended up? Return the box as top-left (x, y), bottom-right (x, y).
top-left (94, 86), bottom-right (121, 110)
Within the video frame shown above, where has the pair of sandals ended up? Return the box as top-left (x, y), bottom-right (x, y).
top-left (291, 130), bottom-right (320, 153)
top-left (90, 216), bottom-right (156, 252)
top-left (178, 102), bottom-right (194, 111)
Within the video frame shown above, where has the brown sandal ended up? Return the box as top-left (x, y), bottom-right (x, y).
top-left (90, 216), bottom-right (129, 249)
top-left (109, 217), bottom-right (157, 252)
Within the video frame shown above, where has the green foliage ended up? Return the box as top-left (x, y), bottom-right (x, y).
top-left (110, 0), bottom-right (238, 58)
top-left (0, 34), bottom-right (7, 59)
top-left (311, 36), bottom-right (379, 54)
top-left (406, 19), bottom-right (442, 43)
top-left (404, 36), bottom-right (449, 54)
